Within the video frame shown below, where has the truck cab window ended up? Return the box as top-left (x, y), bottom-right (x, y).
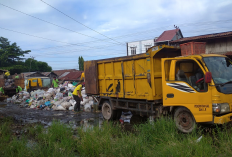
top-left (175, 60), bottom-right (207, 92)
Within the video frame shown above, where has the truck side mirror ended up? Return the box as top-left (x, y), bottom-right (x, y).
top-left (205, 72), bottom-right (212, 83)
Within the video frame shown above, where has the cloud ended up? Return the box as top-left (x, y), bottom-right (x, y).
top-left (1, 0), bottom-right (232, 70)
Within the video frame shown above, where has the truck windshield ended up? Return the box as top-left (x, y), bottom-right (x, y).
top-left (203, 57), bottom-right (232, 84)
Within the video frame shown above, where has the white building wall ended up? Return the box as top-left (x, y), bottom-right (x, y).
top-left (127, 39), bottom-right (154, 56)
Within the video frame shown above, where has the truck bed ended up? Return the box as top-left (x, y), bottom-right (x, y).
top-left (84, 45), bottom-right (181, 101)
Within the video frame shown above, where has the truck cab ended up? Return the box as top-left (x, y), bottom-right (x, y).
top-left (162, 54), bottom-right (232, 132)
top-left (26, 77), bottom-right (51, 92)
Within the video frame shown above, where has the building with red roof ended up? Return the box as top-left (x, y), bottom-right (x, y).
top-left (155, 29), bottom-right (183, 45)
top-left (127, 29), bottom-right (183, 56)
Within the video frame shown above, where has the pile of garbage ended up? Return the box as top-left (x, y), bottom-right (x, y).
top-left (6, 82), bottom-right (95, 112)
top-left (4, 79), bottom-right (15, 88)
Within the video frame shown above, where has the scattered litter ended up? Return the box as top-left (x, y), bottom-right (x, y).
top-left (196, 136), bottom-right (203, 143)
top-left (119, 111), bottom-right (133, 124)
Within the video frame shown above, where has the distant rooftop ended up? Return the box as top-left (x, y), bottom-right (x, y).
top-left (170, 31), bottom-right (232, 44)
top-left (156, 29), bottom-right (182, 42)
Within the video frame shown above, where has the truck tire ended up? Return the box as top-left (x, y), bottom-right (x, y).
top-left (174, 107), bottom-right (196, 133)
top-left (102, 101), bottom-right (117, 120)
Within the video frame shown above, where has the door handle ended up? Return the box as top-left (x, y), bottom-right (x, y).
top-left (167, 93), bottom-right (174, 98)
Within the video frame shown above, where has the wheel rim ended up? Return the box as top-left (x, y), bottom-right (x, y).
top-left (102, 103), bottom-right (112, 120)
top-left (176, 111), bottom-right (194, 131)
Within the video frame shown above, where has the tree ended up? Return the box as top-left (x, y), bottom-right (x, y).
top-left (78, 56), bottom-right (84, 71)
top-left (0, 37), bottom-right (31, 73)
top-left (24, 59), bottom-right (52, 72)
top-left (37, 61), bottom-right (52, 72)
top-left (0, 37), bottom-right (52, 73)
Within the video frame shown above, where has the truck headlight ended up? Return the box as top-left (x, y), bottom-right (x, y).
top-left (213, 103), bottom-right (230, 114)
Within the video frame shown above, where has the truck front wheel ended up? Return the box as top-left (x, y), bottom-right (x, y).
top-left (102, 101), bottom-right (116, 120)
top-left (174, 107), bottom-right (196, 133)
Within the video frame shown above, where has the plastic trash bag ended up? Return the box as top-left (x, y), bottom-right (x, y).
top-left (68, 84), bottom-right (73, 88)
top-left (61, 101), bottom-right (71, 109)
top-left (60, 87), bottom-right (65, 92)
top-left (81, 98), bottom-right (89, 105)
top-left (55, 93), bottom-right (63, 99)
top-left (69, 106), bottom-right (74, 110)
top-left (53, 100), bottom-right (63, 106)
top-left (84, 103), bottom-right (91, 112)
top-left (69, 99), bottom-right (76, 106)
top-left (6, 98), bottom-right (12, 103)
top-left (45, 101), bottom-right (51, 106)
top-left (56, 105), bottom-right (66, 111)
top-left (89, 100), bottom-right (94, 106)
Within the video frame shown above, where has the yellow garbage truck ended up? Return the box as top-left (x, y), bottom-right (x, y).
top-left (84, 45), bottom-right (232, 133)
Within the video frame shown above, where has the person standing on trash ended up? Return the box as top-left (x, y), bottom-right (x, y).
top-left (4, 70), bottom-right (10, 79)
top-left (51, 77), bottom-right (59, 88)
top-left (16, 86), bottom-right (22, 93)
top-left (15, 73), bottom-right (19, 79)
top-left (72, 81), bottom-right (83, 112)
top-left (0, 87), bottom-right (5, 96)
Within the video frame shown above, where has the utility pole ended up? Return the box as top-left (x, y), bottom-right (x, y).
top-left (29, 56), bottom-right (35, 73)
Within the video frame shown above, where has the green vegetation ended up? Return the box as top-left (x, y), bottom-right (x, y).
top-left (78, 56), bottom-right (84, 71)
top-left (0, 37), bottom-right (52, 73)
top-left (24, 58), bottom-right (52, 72)
top-left (1, 117), bottom-right (232, 157)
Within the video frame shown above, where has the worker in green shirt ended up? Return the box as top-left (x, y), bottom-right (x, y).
top-left (51, 77), bottom-right (59, 88)
top-left (15, 73), bottom-right (19, 79)
top-left (0, 87), bottom-right (5, 95)
top-left (16, 86), bottom-right (22, 93)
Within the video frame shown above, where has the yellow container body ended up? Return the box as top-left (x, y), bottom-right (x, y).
top-left (85, 45), bottom-right (180, 101)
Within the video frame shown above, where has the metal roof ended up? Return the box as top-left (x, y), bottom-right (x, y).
top-left (59, 71), bottom-right (83, 81)
top-left (21, 72), bottom-right (36, 77)
top-left (42, 72), bottom-right (58, 77)
top-left (21, 72), bottom-right (47, 78)
top-left (53, 69), bottom-right (76, 77)
top-left (170, 31), bottom-right (232, 44)
top-left (58, 72), bottom-right (70, 79)
top-left (42, 72), bottom-right (51, 76)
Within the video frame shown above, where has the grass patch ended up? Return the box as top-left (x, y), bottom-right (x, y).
top-left (0, 117), bottom-right (232, 156)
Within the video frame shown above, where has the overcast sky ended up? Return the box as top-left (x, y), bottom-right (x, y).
top-left (1, 0), bottom-right (232, 70)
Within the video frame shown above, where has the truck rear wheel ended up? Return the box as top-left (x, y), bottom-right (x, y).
top-left (102, 101), bottom-right (116, 120)
top-left (174, 107), bottom-right (196, 133)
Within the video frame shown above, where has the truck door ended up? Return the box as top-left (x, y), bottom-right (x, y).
top-left (161, 58), bottom-right (212, 123)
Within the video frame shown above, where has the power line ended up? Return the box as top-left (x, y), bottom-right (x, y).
top-left (30, 25), bottom-right (232, 57)
top-left (0, 27), bottom-right (126, 51)
top-left (40, 0), bottom-right (124, 45)
top-left (0, 2), bottom-right (118, 44)
top-left (0, 26), bottom-right (78, 45)
top-left (1, 24), bottom-right (229, 58)
top-left (23, 19), bottom-right (232, 52)
top-left (31, 43), bottom-right (125, 57)
top-left (28, 26), bottom-right (169, 52)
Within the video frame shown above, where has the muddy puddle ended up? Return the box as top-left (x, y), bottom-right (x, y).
top-left (0, 102), bottom-right (146, 132)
